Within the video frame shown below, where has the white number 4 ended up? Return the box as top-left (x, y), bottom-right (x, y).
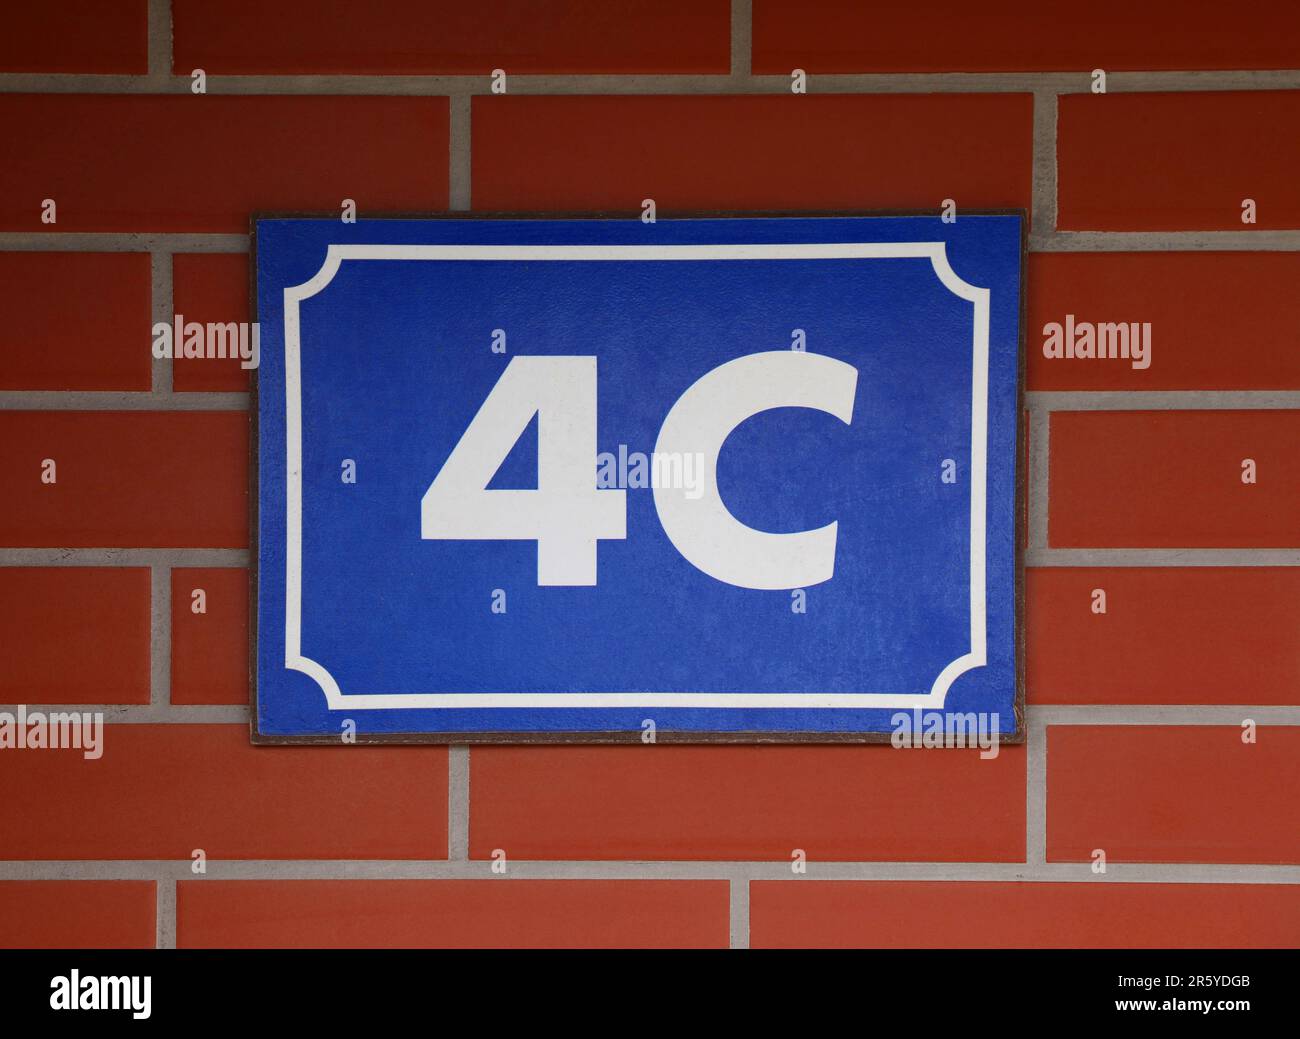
top-left (421, 352), bottom-right (857, 589)
top-left (420, 356), bottom-right (625, 586)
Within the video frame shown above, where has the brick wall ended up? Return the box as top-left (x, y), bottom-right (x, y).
top-left (0, 0), bottom-right (1297, 950)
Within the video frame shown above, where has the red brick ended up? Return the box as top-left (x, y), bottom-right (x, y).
top-left (1048, 410), bottom-right (1300, 548)
top-left (1028, 568), bottom-right (1300, 705)
top-left (752, 0), bottom-right (1300, 73)
top-left (0, 725), bottom-right (446, 859)
top-left (0, 411), bottom-right (248, 548)
top-left (0, 568), bottom-right (151, 705)
top-left (1059, 92), bottom-right (1300, 231)
top-left (0, 1), bottom-right (147, 74)
top-left (177, 880), bottom-right (726, 948)
top-left (1048, 726), bottom-right (1300, 864)
top-left (471, 745), bottom-right (1025, 861)
top-left (751, 881), bottom-right (1300, 948)
top-left (0, 95), bottom-right (447, 233)
top-left (172, 254), bottom-right (251, 392)
top-left (171, 568), bottom-right (248, 706)
top-left (0, 881), bottom-right (155, 949)
top-left (173, 0), bottom-right (729, 75)
top-left (1027, 253), bottom-right (1300, 391)
top-left (0, 252), bottom-right (152, 391)
top-left (472, 95), bottom-right (1032, 212)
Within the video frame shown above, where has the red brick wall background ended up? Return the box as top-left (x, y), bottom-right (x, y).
top-left (1, 0), bottom-right (1298, 950)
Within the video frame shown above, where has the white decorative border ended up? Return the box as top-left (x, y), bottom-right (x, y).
top-left (282, 242), bottom-right (990, 711)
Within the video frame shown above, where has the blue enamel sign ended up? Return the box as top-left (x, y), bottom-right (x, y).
top-left (252, 215), bottom-right (1024, 742)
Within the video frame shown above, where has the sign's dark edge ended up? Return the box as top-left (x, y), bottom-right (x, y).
top-left (247, 209), bottom-right (1029, 746)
